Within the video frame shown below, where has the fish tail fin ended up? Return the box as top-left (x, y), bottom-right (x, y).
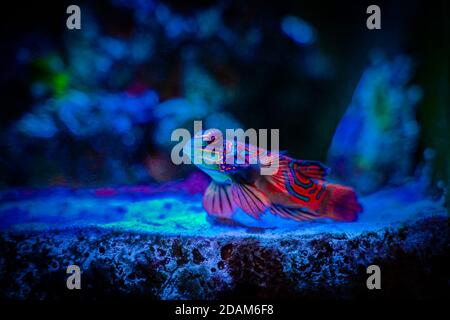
top-left (320, 184), bottom-right (362, 221)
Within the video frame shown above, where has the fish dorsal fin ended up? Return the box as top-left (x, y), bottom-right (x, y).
top-left (203, 181), bottom-right (236, 218)
top-left (231, 181), bottom-right (270, 219)
top-left (257, 156), bottom-right (329, 192)
top-left (291, 159), bottom-right (329, 181)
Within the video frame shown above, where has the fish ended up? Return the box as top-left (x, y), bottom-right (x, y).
top-left (184, 129), bottom-right (362, 223)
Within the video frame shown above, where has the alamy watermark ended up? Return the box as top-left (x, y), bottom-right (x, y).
top-left (170, 121), bottom-right (280, 175)
top-left (366, 5), bottom-right (381, 30)
top-left (66, 264), bottom-right (81, 290)
top-left (366, 265), bottom-right (381, 290)
top-left (66, 5), bottom-right (81, 30)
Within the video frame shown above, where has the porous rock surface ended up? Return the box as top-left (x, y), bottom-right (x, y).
top-left (0, 216), bottom-right (447, 300)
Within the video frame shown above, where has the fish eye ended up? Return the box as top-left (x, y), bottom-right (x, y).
top-left (202, 134), bottom-right (216, 147)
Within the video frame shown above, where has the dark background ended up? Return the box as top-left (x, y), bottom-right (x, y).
top-left (0, 0), bottom-right (447, 188)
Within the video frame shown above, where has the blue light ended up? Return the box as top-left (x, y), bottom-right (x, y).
top-left (281, 16), bottom-right (315, 45)
top-left (17, 112), bottom-right (58, 138)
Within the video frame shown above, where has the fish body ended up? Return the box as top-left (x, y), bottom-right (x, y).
top-left (187, 129), bottom-right (362, 222)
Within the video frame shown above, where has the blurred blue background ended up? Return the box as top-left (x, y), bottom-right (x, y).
top-left (0, 0), bottom-right (447, 200)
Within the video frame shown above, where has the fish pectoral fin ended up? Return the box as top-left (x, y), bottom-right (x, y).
top-left (231, 182), bottom-right (270, 219)
top-left (203, 181), bottom-right (236, 218)
top-left (270, 204), bottom-right (321, 221)
top-left (292, 159), bottom-right (330, 180)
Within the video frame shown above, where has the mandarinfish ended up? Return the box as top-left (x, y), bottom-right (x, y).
top-left (184, 129), bottom-right (362, 224)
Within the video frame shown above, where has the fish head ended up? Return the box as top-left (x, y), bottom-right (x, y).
top-left (183, 129), bottom-right (226, 174)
